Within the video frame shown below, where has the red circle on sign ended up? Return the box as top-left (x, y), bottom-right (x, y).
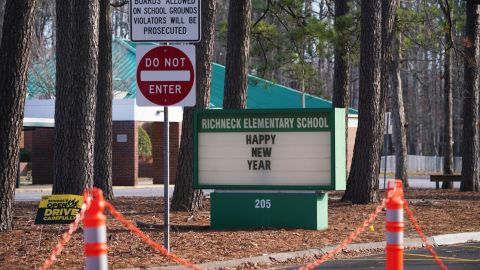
top-left (136, 46), bottom-right (194, 106)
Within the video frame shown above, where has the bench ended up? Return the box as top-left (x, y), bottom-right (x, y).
top-left (430, 174), bottom-right (462, 189)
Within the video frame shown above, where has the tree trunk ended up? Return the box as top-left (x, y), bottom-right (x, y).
top-left (389, 33), bottom-right (409, 187)
top-left (443, 33), bottom-right (454, 188)
top-left (0, 0), bottom-right (36, 231)
top-left (333, 0), bottom-right (350, 109)
top-left (53, 0), bottom-right (99, 195)
top-left (439, 0), bottom-right (454, 188)
top-left (411, 49), bottom-right (422, 155)
top-left (403, 58), bottom-right (415, 155)
top-left (223, 0), bottom-right (251, 109)
top-left (300, 0), bottom-right (313, 108)
top-left (380, 0), bottom-right (398, 182)
top-left (94, 0), bottom-right (113, 199)
top-left (432, 52), bottom-right (439, 156)
top-left (0, 0), bottom-right (6, 41)
top-left (171, 0), bottom-right (216, 211)
top-left (333, 0), bottom-right (350, 176)
top-left (420, 51), bottom-right (430, 154)
top-left (460, 0), bottom-right (480, 192)
top-left (342, 0), bottom-right (385, 204)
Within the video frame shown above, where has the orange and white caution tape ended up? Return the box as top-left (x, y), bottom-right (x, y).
top-left (298, 188), bottom-right (397, 270)
top-left (104, 201), bottom-right (202, 270)
top-left (403, 197), bottom-right (448, 270)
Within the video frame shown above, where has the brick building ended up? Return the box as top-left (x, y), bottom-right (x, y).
top-left (23, 99), bottom-right (184, 185)
top-left (23, 39), bottom-right (358, 186)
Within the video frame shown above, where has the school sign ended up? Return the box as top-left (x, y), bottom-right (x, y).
top-left (193, 109), bottom-right (346, 230)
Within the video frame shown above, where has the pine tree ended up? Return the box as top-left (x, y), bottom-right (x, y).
top-left (53, 0), bottom-right (99, 194)
top-left (223, 0), bottom-right (252, 109)
top-left (343, 0), bottom-right (397, 203)
top-left (171, 0), bottom-right (217, 211)
top-left (94, 0), bottom-right (114, 199)
top-left (460, 0), bottom-right (480, 192)
top-left (0, 0), bottom-right (36, 231)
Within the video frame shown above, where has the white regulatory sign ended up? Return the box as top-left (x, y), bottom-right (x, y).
top-left (130, 0), bottom-right (201, 42)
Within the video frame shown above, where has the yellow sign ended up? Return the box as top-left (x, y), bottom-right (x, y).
top-left (35, 194), bottom-right (83, 224)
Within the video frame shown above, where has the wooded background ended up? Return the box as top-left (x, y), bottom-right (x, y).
top-left (0, 0), bottom-right (470, 157)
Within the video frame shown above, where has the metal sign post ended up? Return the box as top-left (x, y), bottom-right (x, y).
top-left (163, 41), bottom-right (170, 252)
top-left (135, 44), bottom-right (196, 252)
top-left (163, 106), bottom-right (170, 251)
top-left (132, 0), bottom-right (200, 252)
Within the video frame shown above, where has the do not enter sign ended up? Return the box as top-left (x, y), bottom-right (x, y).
top-left (136, 45), bottom-right (196, 107)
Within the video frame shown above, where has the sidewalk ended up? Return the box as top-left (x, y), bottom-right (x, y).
top-left (15, 178), bottom-right (164, 192)
top-left (14, 178), bottom-right (176, 201)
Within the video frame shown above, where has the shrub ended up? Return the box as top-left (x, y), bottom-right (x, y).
top-left (138, 127), bottom-right (152, 158)
top-left (20, 148), bottom-right (31, 162)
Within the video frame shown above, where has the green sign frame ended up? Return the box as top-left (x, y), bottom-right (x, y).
top-left (193, 108), bottom-right (346, 190)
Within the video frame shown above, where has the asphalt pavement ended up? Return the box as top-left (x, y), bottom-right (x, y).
top-left (282, 242), bottom-right (480, 270)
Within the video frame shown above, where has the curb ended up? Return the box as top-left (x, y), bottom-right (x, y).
top-left (431, 231), bottom-right (480, 246)
top-left (121, 231), bottom-right (480, 270)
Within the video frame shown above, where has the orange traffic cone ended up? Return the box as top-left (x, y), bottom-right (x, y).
top-left (83, 188), bottom-right (108, 270)
top-left (386, 180), bottom-right (404, 270)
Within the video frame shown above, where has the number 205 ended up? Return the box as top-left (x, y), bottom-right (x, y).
top-left (254, 199), bottom-right (271, 209)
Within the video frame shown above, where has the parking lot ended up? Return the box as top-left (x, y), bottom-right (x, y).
top-left (285, 242), bottom-right (480, 269)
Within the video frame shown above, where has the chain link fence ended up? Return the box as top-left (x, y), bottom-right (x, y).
top-left (380, 155), bottom-right (462, 174)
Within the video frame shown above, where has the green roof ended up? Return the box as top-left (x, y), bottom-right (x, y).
top-left (27, 39), bottom-right (140, 99)
top-left (111, 39), bottom-right (138, 99)
top-left (27, 57), bottom-right (56, 98)
top-left (210, 63), bottom-right (356, 112)
top-left (27, 39), bottom-right (357, 113)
